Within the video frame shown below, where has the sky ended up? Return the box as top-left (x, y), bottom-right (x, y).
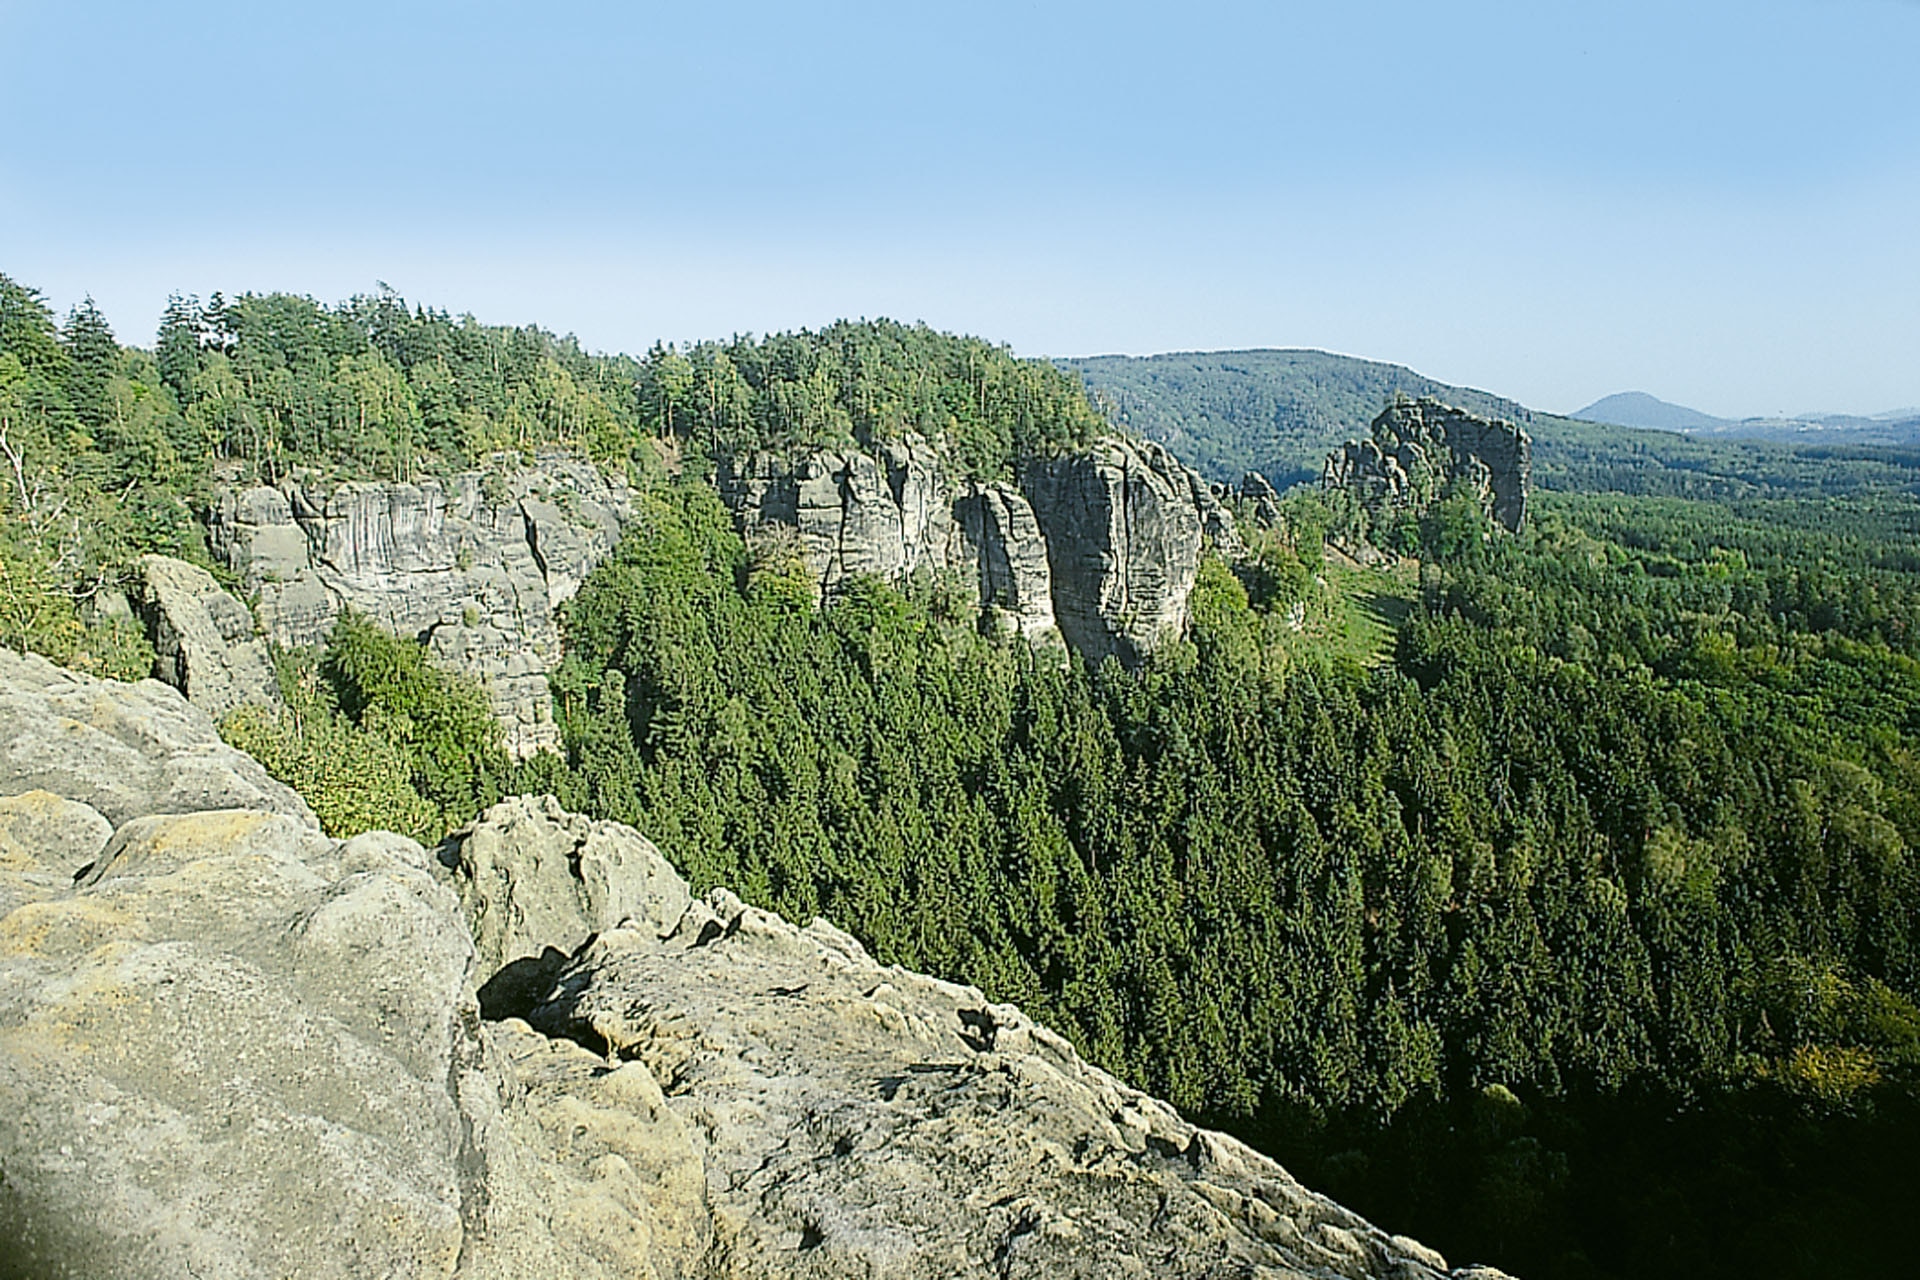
top-left (2, 0), bottom-right (1916, 419)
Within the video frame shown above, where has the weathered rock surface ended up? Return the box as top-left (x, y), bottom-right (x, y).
top-left (440, 795), bottom-right (692, 1020)
top-left (205, 455), bottom-right (635, 757)
top-left (0, 647), bottom-right (314, 831)
top-left (0, 665), bottom-right (703, 1280)
top-left (523, 889), bottom-right (1477, 1279)
top-left (1024, 438), bottom-right (1242, 665)
top-left (719, 437), bottom-right (1062, 642)
top-left (1240, 471), bottom-right (1283, 528)
top-left (720, 434), bottom-right (1242, 663)
top-left (130, 553), bottom-right (281, 720)
top-left (1323, 397), bottom-right (1532, 534)
top-left (0, 658), bottom-right (1511, 1279)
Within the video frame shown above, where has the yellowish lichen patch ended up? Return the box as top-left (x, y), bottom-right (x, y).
top-left (0, 790), bottom-right (89, 872)
top-left (22, 940), bottom-right (151, 1050)
top-left (0, 897), bottom-right (148, 959)
top-left (144, 810), bottom-right (276, 857)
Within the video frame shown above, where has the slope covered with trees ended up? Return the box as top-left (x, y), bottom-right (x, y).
top-left (0, 271), bottom-right (1102, 672)
top-left (1065, 347), bottom-right (1920, 511)
top-left (1061, 348), bottom-right (1533, 486)
top-left (493, 476), bottom-right (1919, 1280)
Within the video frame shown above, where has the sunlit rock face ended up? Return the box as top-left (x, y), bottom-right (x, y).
top-left (1323, 397), bottom-right (1532, 533)
top-left (720, 433), bottom-right (1243, 665)
top-left (206, 454), bottom-right (634, 757)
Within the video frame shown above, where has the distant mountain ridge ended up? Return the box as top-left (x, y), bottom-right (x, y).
top-left (1576, 390), bottom-right (1920, 447)
top-left (1573, 391), bottom-right (1728, 432)
top-left (1060, 349), bottom-right (1532, 488)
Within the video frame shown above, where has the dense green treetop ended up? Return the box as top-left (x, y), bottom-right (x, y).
top-left (642, 320), bottom-right (1106, 477)
top-left (10, 266), bottom-right (1920, 1280)
top-left (1065, 347), bottom-right (1920, 511)
top-left (0, 270), bottom-right (1108, 662)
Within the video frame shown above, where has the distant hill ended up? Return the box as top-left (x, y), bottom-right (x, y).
top-left (1576, 391), bottom-right (1920, 448)
top-left (1064, 348), bottom-right (1920, 502)
top-left (1573, 391), bottom-right (1728, 433)
top-left (1059, 349), bottom-right (1531, 488)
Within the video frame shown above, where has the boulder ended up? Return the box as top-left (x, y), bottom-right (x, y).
top-left (0, 665), bottom-right (700, 1280)
top-left (437, 795), bottom-right (692, 1019)
top-left (131, 553), bottom-right (281, 720)
top-left (0, 647), bottom-right (315, 830)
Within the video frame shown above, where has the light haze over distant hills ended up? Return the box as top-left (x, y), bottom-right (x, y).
top-left (1573, 392), bottom-right (1729, 432)
top-left (2, 0), bottom-right (1917, 417)
top-left (1576, 390), bottom-right (1920, 445)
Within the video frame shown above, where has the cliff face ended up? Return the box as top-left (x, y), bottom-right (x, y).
top-left (205, 456), bottom-right (634, 757)
top-left (0, 653), bottom-right (1510, 1280)
top-left (721, 434), bottom-right (1243, 664)
top-left (1323, 398), bottom-right (1532, 534)
top-left (173, 434), bottom-right (1233, 753)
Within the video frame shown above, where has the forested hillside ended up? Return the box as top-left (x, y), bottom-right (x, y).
top-left (1065, 347), bottom-right (1920, 510)
top-left (1061, 349), bottom-right (1532, 486)
top-left (7, 270), bottom-right (1920, 1279)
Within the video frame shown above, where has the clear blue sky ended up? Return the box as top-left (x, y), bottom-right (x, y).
top-left (3, 0), bottom-right (1916, 418)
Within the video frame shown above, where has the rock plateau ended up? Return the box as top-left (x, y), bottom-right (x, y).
top-left (205, 454), bottom-right (636, 757)
top-left (721, 434), bottom-right (1243, 666)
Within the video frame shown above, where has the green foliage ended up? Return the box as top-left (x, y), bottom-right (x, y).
top-left (528, 465), bottom-right (1920, 1280)
top-left (221, 700), bottom-right (440, 844)
top-left (319, 613), bottom-right (509, 823)
top-left (646, 320), bottom-right (1105, 479)
top-left (219, 619), bottom-right (508, 844)
top-left (10, 265), bottom-right (1920, 1280)
top-left (1062, 348), bottom-right (1532, 488)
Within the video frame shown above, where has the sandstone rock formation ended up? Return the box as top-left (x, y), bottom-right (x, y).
top-left (1323, 397), bottom-right (1532, 534)
top-left (0, 656), bottom-right (1511, 1279)
top-left (205, 455), bottom-right (635, 757)
top-left (1024, 438), bottom-right (1242, 665)
top-left (1240, 471), bottom-right (1283, 528)
top-left (721, 434), bottom-right (1243, 664)
top-left (718, 437), bottom-right (1060, 643)
top-left (130, 553), bottom-right (281, 720)
top-left (0, 647), bottom-right (314, 831)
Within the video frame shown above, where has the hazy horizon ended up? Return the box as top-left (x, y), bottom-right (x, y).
top-left (4, 0), bottom-right (1916, 421)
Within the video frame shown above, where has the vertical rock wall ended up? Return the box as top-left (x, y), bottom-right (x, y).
top-left (719, 433), bottom-right (1242, 665)
top-left (206, 455), bottom-right (634, 757)
top-left (1322, 397), bottom-right (1532, 534)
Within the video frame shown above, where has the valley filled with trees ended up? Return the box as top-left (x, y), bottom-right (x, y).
top-left (5, 273), bottom-right (1919, 1278)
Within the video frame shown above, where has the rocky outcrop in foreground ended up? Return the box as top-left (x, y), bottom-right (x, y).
top-left (721, 434), bottom-right (1242, 666)
top-left (205, 455), bottom-right (635, 756)
top-left (1323, 398), bottom-right (1532, 534)
top-left (0, 654), bottom-right (1511, 1279)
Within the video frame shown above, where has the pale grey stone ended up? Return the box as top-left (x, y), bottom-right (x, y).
top-left (206, 455), bottom-right (636, 759)
top-left (719, 433), bottom-right (1239, 666)
top-left (130, 553), bottom-right (281, 721)
top-left (1323, 398), bottom-right (1532, 534)
top-left (0, 647), bottom-right (315, 829)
